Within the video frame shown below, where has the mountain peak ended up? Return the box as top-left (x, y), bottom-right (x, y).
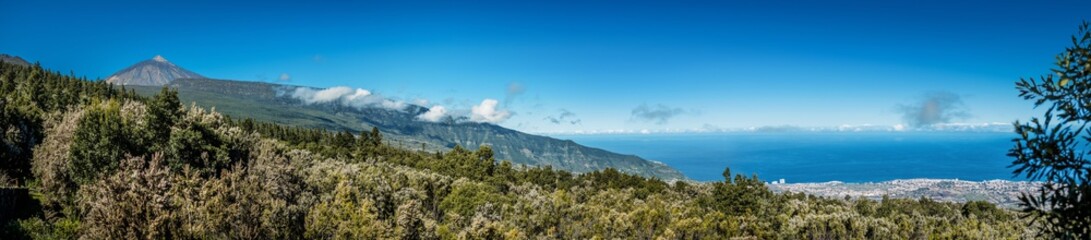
top-left (105, 56), bottom-right (205, 86)
top-left (0, 54), bottom-right (31, 67)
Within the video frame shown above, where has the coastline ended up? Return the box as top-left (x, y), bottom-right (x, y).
top-left (766, 178), bottom-right (1040, 208)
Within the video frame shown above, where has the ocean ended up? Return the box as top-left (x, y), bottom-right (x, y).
top-left (556, 132), bottom-right (1020, 183)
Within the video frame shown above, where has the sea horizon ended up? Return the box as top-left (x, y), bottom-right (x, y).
top-left (554, 131), bottom-right (1023, 183)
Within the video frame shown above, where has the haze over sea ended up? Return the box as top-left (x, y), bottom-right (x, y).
top-left (557, 131), bottom-right (1018, 183)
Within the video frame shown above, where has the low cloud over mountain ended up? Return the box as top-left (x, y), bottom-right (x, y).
top-left (417, 105), bottom-right (449, 122)
top-left (471, 99), bottom-right (512, 124)
top-left (283, 86), bottom-right (407, 111)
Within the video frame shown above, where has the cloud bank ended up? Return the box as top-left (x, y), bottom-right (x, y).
top-left (896, 91), bottom-right (970, 128)
top-left (286, 86), bottom-right (407, 111)
top-left (471, 99), bottom-right (512, 124)
top-left (631, 103), bottom-right (685, 125)
top-left (284, 86), bottom-right (516, 124)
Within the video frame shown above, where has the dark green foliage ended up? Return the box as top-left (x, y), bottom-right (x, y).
top-left (579, 167), bottom-right (668, 198)
top-left (330, 130), bottom-right (355, 150)
top-left (0, 61), bottom-right (138, 184)
top-left (144, 87), bottom-right (181, 150)
top-left (0, 98), bottom-right (42, 183)
top-left (441, 145), bottom-right (496, 181)
top-left (369, 127), bottom-right (382, 147)
top-left (704, 167), bottom-right (773, 216)
top-left (439, 181), bottom-right (510, 218)
top-left (1010, 21), bottom-right (1091, 238)
top-left (354, 127), bottom-right (383, 160)
top-left (162, 119), bottom-right (231, 173)
top-left (962, 200), bottom-right (1011, 223)
top-left (68, 101), bottom-right (136, 184)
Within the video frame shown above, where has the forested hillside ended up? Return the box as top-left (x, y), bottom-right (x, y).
top-left (0, 61), bottom-right (1034, 239)
top-left (122, 77), bottom-right (684, 180)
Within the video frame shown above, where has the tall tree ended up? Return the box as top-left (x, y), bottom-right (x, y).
top-left (68, 100), bottom-right (134, 184)
top-left (368, 127), bottom-right (382, 148)
top-left (145, 87), bottom-right (181, 150)
top-left (0, 98), bottom-right (42, 183)
top-left (1010, 21), bottom-right (1091, 238)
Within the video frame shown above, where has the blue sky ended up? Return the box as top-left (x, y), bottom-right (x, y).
top-left (2, 0), bottom-right (1088, 133)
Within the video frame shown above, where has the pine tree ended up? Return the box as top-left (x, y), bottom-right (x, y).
top-left (1010, 21), bottom-right (1091, 238)
top-left (369, 127), bottom-right (382, 147)
top-left (145, 87), bottom-right (181, 151)
top-left (69, 100), bottom-right (132, 184)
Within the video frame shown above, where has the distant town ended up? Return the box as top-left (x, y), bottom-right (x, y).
top-left (768, 179), bottom-right (1041, 208)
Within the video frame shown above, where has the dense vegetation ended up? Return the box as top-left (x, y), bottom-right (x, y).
top-left (0, 60), bottom-right (1035, 239)
top-left (1011, 22), bottom-right (1091, 239)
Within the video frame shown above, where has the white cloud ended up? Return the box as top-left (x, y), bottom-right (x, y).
top-left (379, 99), bottom-right (407, 110)
top-left (292, 86), bottom-right (353, 104)
top-left (279, 73), bottom-right (291, 82)
top-left (286, 86), bottom-right (406, 111)
top-left (344, 88), bottom-right (372, 102)
top-left (417, 105), bottom-right (448, 122)
top-left (470, 99), bottom-right (511, 124)
top-left (893, 124), bottom-right (907, 131)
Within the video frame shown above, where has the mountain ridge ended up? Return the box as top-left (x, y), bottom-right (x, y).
top-left (121, 76), bottom-right (685, 180)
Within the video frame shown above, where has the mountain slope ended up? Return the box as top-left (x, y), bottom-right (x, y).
top-left (127, 78), bottom-right (685, 180)
top-left (105, 55), bottom-right (204, 86)
top-left (0, 54), bottom-right (30, 66)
